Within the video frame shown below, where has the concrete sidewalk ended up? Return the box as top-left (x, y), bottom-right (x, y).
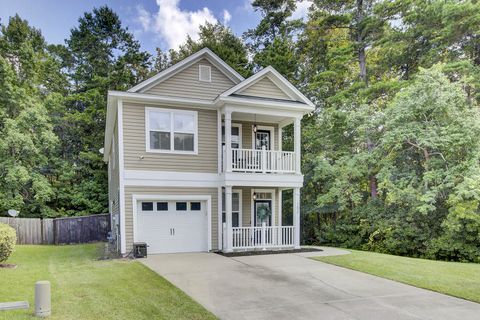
top-left (141, 249), bottom-right (480, 320)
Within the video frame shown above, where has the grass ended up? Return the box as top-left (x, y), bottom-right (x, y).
top-left (0, 244), bottom-right (216, 320)
top-left (314, 249), bottom-right (480, 303)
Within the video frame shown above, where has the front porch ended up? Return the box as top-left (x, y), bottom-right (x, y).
top-left (219, 186), bottom-right (301, 252)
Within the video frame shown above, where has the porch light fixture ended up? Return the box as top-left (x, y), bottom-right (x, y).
top-left (253, 114), bottom-right (257, 133)
top-left (252, 191), bottom-right (257, 200)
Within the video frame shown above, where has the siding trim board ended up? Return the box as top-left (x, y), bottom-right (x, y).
top-left (117, 99), bottom-right (127, 254)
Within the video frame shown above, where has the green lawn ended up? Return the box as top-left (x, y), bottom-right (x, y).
top-left (314, 249), bottom-right (480, 303)
top-left (0, 244), bottom-right (216, 320)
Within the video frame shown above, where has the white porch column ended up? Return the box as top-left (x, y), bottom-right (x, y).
top-left (225, 110), bottom-right (232, 172)
top-left (294, 117), bottom-right (301, 174)
top-left (217, 110), bottom-right (222, 174)
top-left (293, 187), bottom-right (301, 249)
top-left (225, 185), bottom-right (233, 252)
top-left (217, 187), bottom-right (223, 250)
top-left (278, 126), bottom-right (282, 151)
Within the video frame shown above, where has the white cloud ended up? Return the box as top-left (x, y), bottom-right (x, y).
top-left (290, 0), bottom-right (313, 20)
top-left (136, 5), bottom-right (152, 30)
top-left (223, 9), bottom-right (232, 25)
top-left (137, 0), bottom-right (222, 50)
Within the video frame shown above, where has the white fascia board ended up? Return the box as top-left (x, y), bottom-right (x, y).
top-left (123, 170), bottom-right (304, 188)
top-left (219, 66), bottom-right (315, 109)
top-left (219, 96), bottom-right (311, 115)
top-left (266, 67), bottom-right (316, 108)
top-left (109, 90), bottom-right (215, 108)
top-left (127, 48), bottom-right (244, 93)
top-left (224, 172), bottom-right (304, 188)
top-left (124, 170), bottom-right (222, 188)
top-left (103, 95), bottom-right (117, 162)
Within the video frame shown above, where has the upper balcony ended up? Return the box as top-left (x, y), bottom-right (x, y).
top-left (225, 147), bottom-right (296, 174)
top-left (220, 106), bottom-right (302, 186)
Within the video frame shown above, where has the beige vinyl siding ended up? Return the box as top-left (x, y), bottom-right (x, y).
top-left (124, 186), bottom-right (219, 252)
top-left (144, 59), bottom-right (236, 100)
top-left (122, 103), bottom-right (218, 172)
top-left (236, 121), bottom-right (279, 150)
top-left (238, 76), bottom-right (292, 100)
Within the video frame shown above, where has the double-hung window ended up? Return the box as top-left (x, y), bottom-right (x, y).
top-left (146, 108), bottom-right (198, 153)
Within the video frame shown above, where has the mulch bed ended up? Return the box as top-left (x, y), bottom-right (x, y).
top-left (216, 247), bottom-right (322, 257)
top-left (0, 263), bottom-right (17, 269)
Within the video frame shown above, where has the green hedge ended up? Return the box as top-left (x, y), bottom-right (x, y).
top-left (0, 223), bottom-right (16, 263)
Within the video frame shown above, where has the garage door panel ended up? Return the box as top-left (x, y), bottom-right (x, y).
top-left (136, 199), bottom-right (208, 254)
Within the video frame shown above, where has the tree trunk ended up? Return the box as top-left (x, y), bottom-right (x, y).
top-left (357, 0), bottom-right (377, 198)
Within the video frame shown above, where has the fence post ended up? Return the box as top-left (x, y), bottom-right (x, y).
top-left (261, 221), bottom-right (266, 250)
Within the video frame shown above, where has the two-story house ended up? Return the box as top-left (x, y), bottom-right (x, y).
top-left (104, 48), bottom-right (314, 255)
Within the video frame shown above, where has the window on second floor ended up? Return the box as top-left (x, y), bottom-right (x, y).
top-left (146, 107), bottom-right (198, 154)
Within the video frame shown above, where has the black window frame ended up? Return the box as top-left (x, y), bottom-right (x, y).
top-left (141, 202), bottom-right (154, 211)
top-left (190, 202), bottom-right (201, 211)
top-left (157, 202), bottom-right (169, 211)
top-left (176, 202), bottom-right (187, 211)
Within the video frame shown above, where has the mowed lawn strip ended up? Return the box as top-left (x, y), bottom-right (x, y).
top-left (313, 249), bottom-right (480, 303)
top-left (0, 244), bottom-right (216, 320)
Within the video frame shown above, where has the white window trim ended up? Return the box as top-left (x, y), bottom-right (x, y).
top-left (251, 125), bottom-right (275, 151)
top-left (145, 107), bottom-right (198, 155)
top-left (222, 123), bottom-right (243, 149)
top-left (132, 194), bottom-right (212, 251)
top-left (222, 189), bottom-right (243, 227)
top-left (198, 64), bottom-right (211, 82)
top-left (250, 188), bottom-right (276, 227)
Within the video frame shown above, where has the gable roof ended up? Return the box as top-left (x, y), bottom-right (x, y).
top-left (127, 48), bottom-right (245, 93)
top-left (219, 66), bottom-right (315, 108)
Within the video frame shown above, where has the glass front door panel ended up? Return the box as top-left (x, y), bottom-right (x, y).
top-left (255, 130), bottom-right (270, 150)
top-left (254, 200), bottom-right (272, 226)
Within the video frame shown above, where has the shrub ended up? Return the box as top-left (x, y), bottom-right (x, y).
top-left (0, 223), bottom-right (16, 263)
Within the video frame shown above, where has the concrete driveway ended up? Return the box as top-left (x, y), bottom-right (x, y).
top-left (141, 249), bottom-right (480, 320)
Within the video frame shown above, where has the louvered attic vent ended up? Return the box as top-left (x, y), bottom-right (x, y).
top-left (199, 65), bottom-right (211, 82)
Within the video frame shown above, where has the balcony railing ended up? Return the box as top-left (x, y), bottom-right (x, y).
top-left (223, 147), bottom-right (296, 174)
top-left (223, 223), bottom-right (295, 250)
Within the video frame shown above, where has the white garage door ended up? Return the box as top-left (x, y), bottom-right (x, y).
top-left (136, 200), bottom-right (208, 254)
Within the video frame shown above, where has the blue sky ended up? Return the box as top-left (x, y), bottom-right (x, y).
top-left (0, 0), bottom-right (311, 55)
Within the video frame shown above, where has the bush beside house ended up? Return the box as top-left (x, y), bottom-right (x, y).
top-left (0, 223), bottom-right (16, 263)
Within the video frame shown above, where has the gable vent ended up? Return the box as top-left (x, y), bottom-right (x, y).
top-left (199, 65), bottom-right (211, 82)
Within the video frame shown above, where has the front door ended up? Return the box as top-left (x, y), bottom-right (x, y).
top-left (255, 130), bottom-right (271, 150)
top-left (254, 200), bottom-right (272, 226)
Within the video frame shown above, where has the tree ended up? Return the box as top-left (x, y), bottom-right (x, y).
top-left (377, 66), bottom-right (480, 260)
top-left (244, 0), bottom-right (303, 78)
top-left (0, 16), bottom-right (60, 217)
top-left (53, 7), bottom-right (151, 216)
top-left (159, 22), bottom-right (252, 77)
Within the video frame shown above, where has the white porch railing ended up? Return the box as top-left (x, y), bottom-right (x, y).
top-left (223, 223), bottom-right (295, 250)
top-left (223, 147), bottom-right (296, 173)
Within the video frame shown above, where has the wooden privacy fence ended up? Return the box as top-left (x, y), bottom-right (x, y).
top-left (0, 214), bottom-right (110, 245)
